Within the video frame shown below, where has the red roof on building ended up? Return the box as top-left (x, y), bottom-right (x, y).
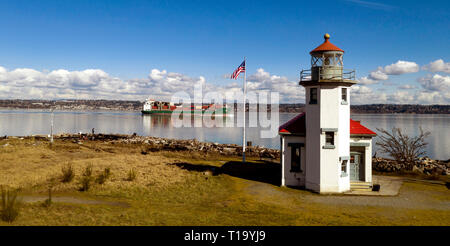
top-left (350, 119), bottom-right (376, 136)
top-left (310, 34), bottom-right (344, 54)
top-left (279, 113), bottom-right (376, 136)
top-left (278, 113), bottom-right (306, 136)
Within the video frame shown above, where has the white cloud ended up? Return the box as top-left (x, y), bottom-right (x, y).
top-left (351, 85), bottom-right (384, 104)
top-left (357, 76), bottom-right (378, 85)
top-left (247, 68), bottom-right (305, 103)
top-left (398, 84), bottom-right (416, 89)
top-left (418, 74), bottom-right (450, 91)
top-left (422, 59), bottom-right (450, 73)
top-left (351, 82), bottom-right (449, 105)
top-left (351, 85), bottom-right (373, 95)
top-left (0, 65), bottom-right (447, 105)
top-left (0, 66), bottom-right (305, 103)
top-left (382, 60), bottom-right (419, 75)
top-left (357, 60), bottom-right (419, 85)
top-left (369, 68), bottom-right (389, 80)
top-left (387, 91), bottom-right (415, 104)
top-left (415, 90), bottom-right (450, 104)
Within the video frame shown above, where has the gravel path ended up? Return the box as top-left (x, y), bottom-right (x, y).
top-left (244, 176), bottom-right (450, 211)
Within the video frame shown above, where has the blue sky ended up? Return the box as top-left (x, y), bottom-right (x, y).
top-left (0, 0), bottom-right (448, 104)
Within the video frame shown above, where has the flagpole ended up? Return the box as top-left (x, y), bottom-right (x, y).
top-left (242, 57), bottom-right (246, 164)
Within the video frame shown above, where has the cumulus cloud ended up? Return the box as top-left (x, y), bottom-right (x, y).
top-left (369, 69), bottom-right (389, 80)
top-left (0, 65), bottom-right (448, 105)
top-left (415, 90), bottom-right (450, 104)
top-left (357, 60), bottom-right (419, 85)
top-left (418, 74), bottom-right (450, 91)
top-left (0, 66), bottom-right (304, 103)
top-left (351, 85), bottom-right (388, 104)
top-left (246, 68), bottom-right (305, 103)
top-left (357, 76), bottom-right (377, 85)
top-left (0, 66), bottom-right (209, 100)
top-left (382, 61), bottom-right (419, 75)
top-left (422, 59), bottom-right (450, 73)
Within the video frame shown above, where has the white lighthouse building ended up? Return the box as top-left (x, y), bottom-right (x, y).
top-left (279, 34), bottom-right (376, 193)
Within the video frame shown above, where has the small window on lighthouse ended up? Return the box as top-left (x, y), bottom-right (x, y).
top-left (309, 88), bottom-right (318, 104)
top-left (341, 160), bottom-right (348, 176)
top-left (325, 132), bottom-right (334, 146)
top-left (290, 146), bottom-right (301, 172)
top-left (341, 88), bottom-right (347, 103)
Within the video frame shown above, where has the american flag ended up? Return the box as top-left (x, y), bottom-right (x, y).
top-left (231, 60), bottom-right (245, 79)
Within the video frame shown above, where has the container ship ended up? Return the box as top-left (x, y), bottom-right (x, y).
top-left (141, 99), bottom-right (231, 115)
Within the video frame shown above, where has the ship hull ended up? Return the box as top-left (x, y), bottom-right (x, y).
top-left (141, 108), bottom-right (229, 115)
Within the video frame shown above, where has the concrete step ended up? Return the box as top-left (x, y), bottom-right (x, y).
top-left (351, 187), bottom-right (372, 191)
top-left (350, 181), bottom-right (372, 191)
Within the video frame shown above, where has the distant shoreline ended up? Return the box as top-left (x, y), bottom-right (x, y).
top-left (0, 100), bottom-right (448, 114)
top-left (0, 107), bottom-right (449, 115)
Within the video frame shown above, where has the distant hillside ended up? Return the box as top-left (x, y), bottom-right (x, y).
top-left (0, 100), bottom-right (448, 114)
top-left (274, 104), bottom-right (449, 114)
top-left (350, 104), bottom-right (450, 114)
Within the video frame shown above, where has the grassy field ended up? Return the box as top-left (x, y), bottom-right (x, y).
top-left (0, 137), bottom-right (449, 226)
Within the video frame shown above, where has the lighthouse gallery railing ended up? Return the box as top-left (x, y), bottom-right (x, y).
top-left (300, 67), bottom-right (356, 82)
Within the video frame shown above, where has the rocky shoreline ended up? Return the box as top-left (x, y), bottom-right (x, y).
top-left (372, 157), bottom-right (450, 176)
top-left (7, 133), bottom-right (449, 175)
top-left (14, 133), bottom-right (281, 159)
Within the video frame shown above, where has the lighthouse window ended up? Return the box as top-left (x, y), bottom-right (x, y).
top-left (341, 88), bottom-right (347, 103)
top-left (309, 88), bottom-right (317, 104)
top-left (325, 132), bottom-right (334, 146)
top-left (341, 160), bottom-right (348, 176)
top-left (290, 146), bottom-right (301, 172)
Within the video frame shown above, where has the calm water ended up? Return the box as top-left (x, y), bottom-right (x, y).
top-left (0, 109), bottom-right (448, 160)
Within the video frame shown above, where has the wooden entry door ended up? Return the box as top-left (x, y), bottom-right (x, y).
top-left (350, 153), bottom-right (361, 181)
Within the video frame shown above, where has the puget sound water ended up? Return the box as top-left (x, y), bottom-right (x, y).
top-left (0, 109), bottom-right (448, 160)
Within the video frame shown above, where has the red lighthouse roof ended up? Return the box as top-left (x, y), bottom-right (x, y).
top-left (279, 113), bottom-right (376, 137)
top-left (310, 33), bottom-right (344, 54)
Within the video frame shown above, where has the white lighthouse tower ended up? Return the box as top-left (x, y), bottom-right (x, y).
top-left (300, 33), bottom-right (357, 193)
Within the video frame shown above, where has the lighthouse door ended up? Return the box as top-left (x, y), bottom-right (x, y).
top-left (350, 153), bottom-right (361, 181)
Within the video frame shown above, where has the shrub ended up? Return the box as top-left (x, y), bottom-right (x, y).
top-left (79, 164), bottom-right (94, 191)
top-left (61, 163), bottom-right (75, 183)
top-left (83, 164), bottom-right (93, 177)
top-left (376, 127), bottom-right (431, 170)
top-left (1, 187), bottom-right (21, 223)
top-left (96, 167), bottom-right (111, 184)
top-left (79, 177), bottom-right (91, 191)
top-left (126, 168), bottom-right (137, 181)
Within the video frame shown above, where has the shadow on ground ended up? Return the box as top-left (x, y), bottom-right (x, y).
top-left (170, 160), bottom-right (281, 186)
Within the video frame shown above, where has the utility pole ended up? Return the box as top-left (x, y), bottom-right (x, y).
top-left (50, 108), bottom-right (54, 143)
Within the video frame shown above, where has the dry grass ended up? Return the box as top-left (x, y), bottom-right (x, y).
top-left (0, 139), bottom-right (189, 194)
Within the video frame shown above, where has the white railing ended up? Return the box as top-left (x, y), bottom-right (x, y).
top-left (300, 67), bottom-right (355, 82)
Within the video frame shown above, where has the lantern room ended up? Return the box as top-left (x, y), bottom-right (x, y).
top-left (300, 34), bottom-right (356, 83)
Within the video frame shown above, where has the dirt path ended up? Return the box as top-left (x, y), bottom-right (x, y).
top-left (19, 195), bottom-right (130, 208)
